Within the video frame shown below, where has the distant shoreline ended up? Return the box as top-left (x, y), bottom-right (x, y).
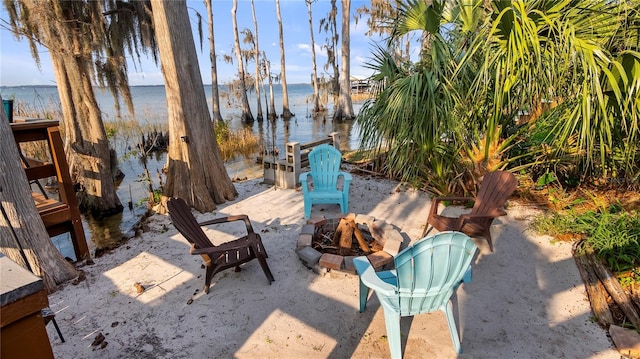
top-left (1, 83), bottom-right (314, 89)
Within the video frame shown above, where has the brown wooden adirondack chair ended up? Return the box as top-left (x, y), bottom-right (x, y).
top-left (167, 197), bottom-right (274, 293)
top-left (422, 171), bottom-right (517, 251)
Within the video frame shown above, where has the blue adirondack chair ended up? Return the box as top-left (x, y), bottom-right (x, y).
top-left (299, 144), bottom-right (352, 219)
top-left (354, 231), bottom-right (478, 358)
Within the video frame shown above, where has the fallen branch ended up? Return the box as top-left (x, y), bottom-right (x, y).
top-left (575, 240), bottom-right (640, 330)
top-left (572, 241), bottom-right (614, 327)
top-left (588, 250), bottom-right (640, 329)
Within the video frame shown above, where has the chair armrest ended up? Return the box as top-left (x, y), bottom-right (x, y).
top-left (432, 196), bottom-right (475, 206)
top-left (338, 172), bottom-right (352, 181)
top-left (189, 239), bottom-right (252, 255)
top-left (430, 196), bottom-right (475, 217)
top-left (299, 172), bottom-right (311, 182)
top-left (339, 171), bottom-right (352, 193)
top-left (299, 172), bottom-right (311, 192)
top-left (199, 214), bottom-right (255, 235)
top-left (459, 208), bottom-right (507, 221)
top-left (353, 257), bottom-right (397, 297)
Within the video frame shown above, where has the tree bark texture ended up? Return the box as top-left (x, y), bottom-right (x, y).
top-left (21, 0), bottom-right (124, 217)
top-left (307, 0), bottom-right (324, 114)
top-left (266, 58), bottom-right (277, 119)
top-left (231, 0), bottom-right (254, 123)
top-left (0, 103), bottom-right (79, 292)
top-left (150, 0), bottom-right (237, 212)
top-left (334, 0), bottom-right (354, 120)
top-left (588, 248), bottom-right (640, 329)
top-left (206, 0), bottom-right (224, 123)
top-left (251, 0), bottom-right (264, 121)
top-left (574, 240), bottom-right (640, 330)
top-left (572, 242), bottom-right (615, 327)
top-left (276, 0), bottom-right (293, 118)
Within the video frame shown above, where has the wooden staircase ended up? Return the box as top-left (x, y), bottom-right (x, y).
top-left (10, 120), bottom-right (90, 262)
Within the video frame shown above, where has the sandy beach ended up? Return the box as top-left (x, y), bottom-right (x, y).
top-left (44, 173), bottom-right (618, 358)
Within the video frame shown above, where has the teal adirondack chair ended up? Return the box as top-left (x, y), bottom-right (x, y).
top-left (354, 231), bottom-right (478, 358)
top-left (299, 144), bottom-right (352, 219)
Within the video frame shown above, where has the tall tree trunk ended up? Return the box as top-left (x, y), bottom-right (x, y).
top-left (150, 0), bottom-right (237, 211)
top-left (231, 0), bottom-right (254, 123)
top-left (275, 0), bottom-right (293, 118)
top-left (334, 0), bottom-right (354, 120)
top-left (265, 57), bottom-right (277, 120)
top-left (23, 0), bottom-right (124, 218)
top-left (328, 0), bottom-right (340, 104)
top-left (251, 0), bottom-right (264, 121)
top-left (307, 0), bottom-right (324, 114)
top-left (206, 0), bottom-right (224, 123)
top-left (0, 102), bottom-right (79, 293)
top-left (51, 39), bottom-right (123, 218)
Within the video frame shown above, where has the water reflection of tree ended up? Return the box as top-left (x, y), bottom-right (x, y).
top-left (332, 118), bottom-right (354, 151)
top-left (87, 212), bottom-right (124, 251)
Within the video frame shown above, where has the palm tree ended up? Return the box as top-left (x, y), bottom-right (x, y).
top-left (357, 0), bottom-right (640, 190)
top-left (468, 1), bottom-right (640, 183)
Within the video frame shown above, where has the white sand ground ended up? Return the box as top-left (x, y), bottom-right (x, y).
top-left (45, 174), bottom-right (618, 358)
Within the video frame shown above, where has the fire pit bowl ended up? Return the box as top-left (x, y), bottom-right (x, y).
top-left (296, 213), bottom-right (407, 275)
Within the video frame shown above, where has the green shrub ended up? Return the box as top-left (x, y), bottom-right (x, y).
top-left (532, 209), bottom-right (640, 273)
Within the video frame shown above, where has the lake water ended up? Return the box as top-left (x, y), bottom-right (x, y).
top-left (1, 84), bottom-right (364, 258)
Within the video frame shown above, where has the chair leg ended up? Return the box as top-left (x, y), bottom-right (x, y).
top-left (421, 225), bottom-right (434, 238)
top-left (254, 249), bottom-right (275, 284)
top-left (304, 200), bottom-right (311, 219)
top-left (358, 278), bottom-right (370, 312)
top-left (444, 300), bottom-right (462, 353)
top-left (42, 308), bottom-right (65, 343)
top-left (50, 317), bottom-right (65, 343)
top-left (382, 308), bottom-right (403, 359)
top-left (203, 265), bottom-right (215, 294)
top-left (484, 228), bottom-right (494, 252)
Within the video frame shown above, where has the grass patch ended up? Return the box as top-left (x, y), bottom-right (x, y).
top-left (532, 206), bottom-right (640, 278)
top-left (215, 121), bottom-right (260, 161)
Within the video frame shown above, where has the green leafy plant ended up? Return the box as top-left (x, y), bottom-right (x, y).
top-left (533, 209), bottom-right (640, 273)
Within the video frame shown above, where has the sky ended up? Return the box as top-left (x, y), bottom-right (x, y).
top-left (0, 1), bottom-right (385, 87)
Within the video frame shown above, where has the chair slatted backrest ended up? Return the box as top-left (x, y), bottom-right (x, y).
top-left (393, 232), bottom-right (477, 316)
top-left (308, 144), bottom-right (342, 191)
top-left (471, 170), bottom-right (518, 216)
top-left (167, 197), bottom-right (214, 249)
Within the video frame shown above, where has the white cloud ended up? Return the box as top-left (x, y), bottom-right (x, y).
top-left (296, 43), bottom-right (328, 60)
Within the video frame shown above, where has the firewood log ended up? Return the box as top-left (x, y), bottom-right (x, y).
top-left (332, 219), bottom-right (354, 255)
top-left (347, 219), bottom-right (371, 254)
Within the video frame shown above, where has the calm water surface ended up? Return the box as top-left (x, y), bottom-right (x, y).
top-left (1, 84), bottom-right (364, 257)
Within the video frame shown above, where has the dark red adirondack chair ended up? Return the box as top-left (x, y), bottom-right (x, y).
top-left (167, 197), bottom-right (274, 293)
top-left (423, 171), bottom-right (518, 251)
